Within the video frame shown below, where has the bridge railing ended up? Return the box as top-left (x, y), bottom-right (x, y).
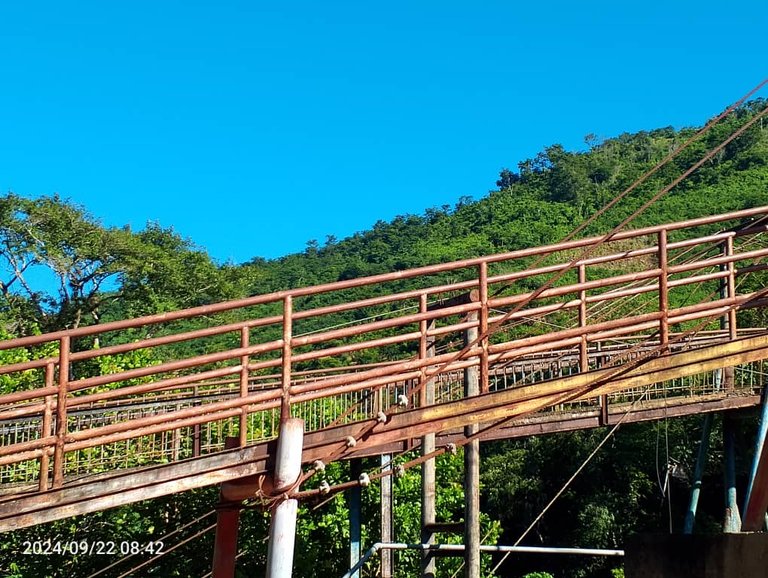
top-left (1, 206), bottom-right (768, 490)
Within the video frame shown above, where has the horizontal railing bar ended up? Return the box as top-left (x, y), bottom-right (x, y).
top-left (66, 366), bottom-right (245, 409)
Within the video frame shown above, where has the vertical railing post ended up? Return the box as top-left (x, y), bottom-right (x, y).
top-left (419, 293), bottom-right (436, 578)
top-left (239, 326), bottom-right (250, 447)
top-left (658, 230), bottom-right (669, 349)
top-left (479, 262), bottom-right (490, 394)
top-left (38, 363), bottom-right (55, 492)
top-left (721, 237), bottom-right (737, 390)
top-left (281, 296), bottom-right (293, 422)
top-left (725, 236), bottom-right (737, 341)
top-left (193, 385), bottom-right (202, 458)
top-left (464, 312), bottom-right (480, 578)
top-left (579, 263), bottom-right (606, 424)
top-left (578, 263), bottom-right (589, 373)
top-left (52, 335), bottom-right (70, 489)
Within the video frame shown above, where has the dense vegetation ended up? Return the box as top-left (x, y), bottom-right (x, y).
top-left (1, 99), bottom-right (767, 577)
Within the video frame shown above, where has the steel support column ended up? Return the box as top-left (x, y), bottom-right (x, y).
top-left (683, 414), bottom-right (713, 534)
top-left (212, 506), bottom-right (240, 578)
top-left (265, 418), bottom-right (304, 578)
top-left (723, 415), bottom-right (742, 533)
top-left (464, 313), bottom-right (480, 578)
top-left (212, 437), bottom-right (242, 578)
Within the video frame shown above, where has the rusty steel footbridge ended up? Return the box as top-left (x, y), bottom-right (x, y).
top-left (3, 206), bottom-right (768, 574)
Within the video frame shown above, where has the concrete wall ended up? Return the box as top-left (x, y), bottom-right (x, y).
top-left (625, 533), bottom-right (768, 578)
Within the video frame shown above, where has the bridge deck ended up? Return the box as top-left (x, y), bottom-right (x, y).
top-left (0, 333), bottom-right (766, 532)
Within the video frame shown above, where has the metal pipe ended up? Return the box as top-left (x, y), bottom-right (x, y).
top-left (39, 390), bottom-right (54, 491)
top-left (683, 413), bottom-right (713, 533)
top-left (658, 230), bottom-right (669, 347)
top-left (726, 236), bottom-right (738, 341)
top-left (479, 262), bottom-right (490, 394)
top-left (343, 542), bottom-right (625, 578)
top-left (66, 366), bottom-right (242, 408)
top-left (265, 418), bottom-right (304, 578)
top-left (52, 335), bottom-right (70, 488)
top-left (239, 327), bottom-right (250, 446)
top-left (65, 385), bottom-right (281, 444)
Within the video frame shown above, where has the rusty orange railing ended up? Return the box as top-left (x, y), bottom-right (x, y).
top-left (1, 205), bottom-right (768, 490)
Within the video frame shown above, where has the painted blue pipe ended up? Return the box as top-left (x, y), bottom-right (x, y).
top-left (684, 413), bottom-right (713, 534)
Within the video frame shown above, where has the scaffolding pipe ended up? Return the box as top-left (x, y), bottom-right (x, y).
top-left (265, 418), bottom-right (304, 578)
top-left (342, 543), bottom-right (625, 578)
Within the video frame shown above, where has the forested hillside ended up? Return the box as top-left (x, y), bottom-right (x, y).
top-left (1, 99), bottom-right (767, 578)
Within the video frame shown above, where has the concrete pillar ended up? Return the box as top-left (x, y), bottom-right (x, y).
top-left (265, 418), bottom-right (304, 578)
top-left (723, 415), bottom-right (742, 533)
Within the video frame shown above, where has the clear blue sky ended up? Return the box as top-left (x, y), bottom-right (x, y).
top-left (1, 1), bottom-right (765, 264)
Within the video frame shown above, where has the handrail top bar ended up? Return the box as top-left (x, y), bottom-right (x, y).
top-left (0, 205), bottom-right (766, 350)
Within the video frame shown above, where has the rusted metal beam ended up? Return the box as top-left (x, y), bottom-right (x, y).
top-left (1, 392), bottom-right (762, 533)
top-left (0, 443), bottom-right (271, 533)
top-left (212, 437), bottom-right (242, 578)
top-left (52, 335), bottom-right (69, 489)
